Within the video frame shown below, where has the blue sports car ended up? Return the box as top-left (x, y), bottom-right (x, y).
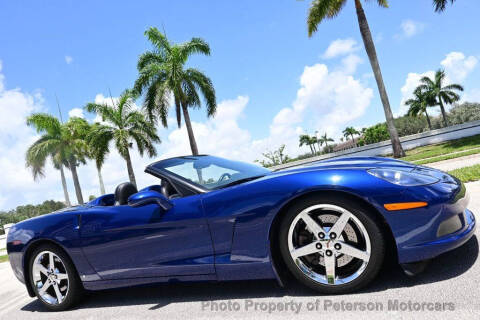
top-left (7, 155), bottom-right (476, 310)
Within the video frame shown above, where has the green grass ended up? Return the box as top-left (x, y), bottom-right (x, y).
top-left (401, 134), bottom-right (480, 162)
top-left (0, 255), bottom-right (8, 263)
top-left (448, 164), bottom-right (480, 183)
top-left (414, 148), bottom-right (480, 165)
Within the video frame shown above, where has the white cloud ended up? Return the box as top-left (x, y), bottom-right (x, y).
top-left (322, 38), bottom-right (359, 59)
top-left (340, 54), bottom-right (363, 74)
top-left (441, 52), bottom-right (478, 83)
top-left (398, 20), bottom-right (425, 38)
top-left (68, 108), bottom-right (84, 118)
top-left (65, 55), bottom-right (73, 64)
top-left (0, 60), bottom-right (64, 210)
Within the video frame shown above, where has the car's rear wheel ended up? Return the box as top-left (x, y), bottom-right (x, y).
top-left (279, 196), bottom-right (385, 294)
top-left (29, 244), bottom-right (83, 311)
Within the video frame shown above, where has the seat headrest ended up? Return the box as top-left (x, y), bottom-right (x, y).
top-left (114, 182), bottom-right (138, 205)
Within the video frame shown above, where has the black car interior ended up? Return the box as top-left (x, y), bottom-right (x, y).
top-left (109, 179), bottom-right (181, 206)
top-left (114, 182), bottom-right (138, 205)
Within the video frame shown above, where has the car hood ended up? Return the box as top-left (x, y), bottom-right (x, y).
top-left (274, 156), bottom-right (415, 174)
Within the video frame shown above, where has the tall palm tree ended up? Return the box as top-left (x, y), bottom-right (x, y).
top-left (26, 114), bottom-right (87, 205)
top-left (63, 117), bottom-right (90, 204)
top-left (307, 0), bottom-right (405, 158)
top-left (25, 115), bottom-right (71, 207)
top-left (86, 123), bottom-right (110, 195)
top-left (343, 127), bottom-right (360, 146)
top-left (433, 0), bottom-right (456, 12)
top-left (405, 87), bottom-right (435, 130)
top-left (419, 69), bottom-right (463, 127)
top-left (299, 134), bottom-right (315, 154)
top-left (310, 136), bottom-right (318, 153)
top-left (85, 90), bottom-right (161, 187)
top-left (320, 132), bottom-right (334, 151)
top-left (133, 27), bottom-right (216, 156)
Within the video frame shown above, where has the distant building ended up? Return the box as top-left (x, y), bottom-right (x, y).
top-left (333, 138), bottom-right (361, 152)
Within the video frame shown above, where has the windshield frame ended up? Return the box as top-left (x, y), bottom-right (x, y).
top-left (146, 155), bottom-right (271, 192)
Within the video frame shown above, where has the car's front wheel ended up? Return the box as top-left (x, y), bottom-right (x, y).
top-left (29, 244), bottom-right (83, 311)
top-left (279, 196), bottom-right (385, 294)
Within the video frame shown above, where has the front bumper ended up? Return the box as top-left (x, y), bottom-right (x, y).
top-left (386, 177), bottom-right (477, 264)
top-left (399, 208), bottom-right (476, 263)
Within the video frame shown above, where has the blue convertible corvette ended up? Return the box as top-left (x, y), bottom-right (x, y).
top-left (7, 155), bottom-right (476, 310)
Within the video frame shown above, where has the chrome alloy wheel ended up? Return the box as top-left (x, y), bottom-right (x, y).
top-left (287, 204), bottom-right (371, 285)
top-left (32, 251), bottom-right (69, 305)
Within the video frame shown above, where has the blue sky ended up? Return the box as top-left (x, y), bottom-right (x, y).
top-left (1, 0), bottom-right (480, 209)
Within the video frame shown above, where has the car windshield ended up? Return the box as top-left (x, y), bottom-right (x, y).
top-left (153, 155), bottom-right (271, 190)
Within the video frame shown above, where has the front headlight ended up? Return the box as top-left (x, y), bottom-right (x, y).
top-left (367, 168), bottom-right (440, 186)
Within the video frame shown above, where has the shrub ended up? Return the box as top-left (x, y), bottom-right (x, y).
top-left (448, 102), bottom-right (480, 125)
top-left (394, 115), bottom-right (428, 136)
top-left (362, 123), bottom-right (390, 144)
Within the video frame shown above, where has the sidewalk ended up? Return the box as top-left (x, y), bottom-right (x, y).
top-left (425, 153), bottom-right (480, 171)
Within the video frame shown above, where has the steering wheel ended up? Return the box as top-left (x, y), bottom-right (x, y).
top-left (218, 173), bottom-right (232, 183)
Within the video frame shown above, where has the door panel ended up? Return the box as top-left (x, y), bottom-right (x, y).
top-left (80, 194), bottom-right (214, 279)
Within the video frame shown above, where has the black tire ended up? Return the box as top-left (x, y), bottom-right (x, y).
top-left (279, 195), bottom-right (385, 294)
top-left (28, 244), bottom-right (84, 311)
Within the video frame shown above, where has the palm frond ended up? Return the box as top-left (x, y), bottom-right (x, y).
top-left (26, 113), bottom-right (62, 136)
top-left (179, 38), bottom-right (210, 60)
top-left (326, 0), bottom-right (347, 18)
top-left (144, 27), bottom-right (171, 54)
top-left (143, 80), bottom-right (170, 127)
top-left (307, 0), bottom-right (335, 37)
top-left (433, 0), bottom-right (455, 12)
top-left (137, 51), bottom-right (165, 71)
top-left (374, 0), bottom-right (389, 8)
top-left (443, 83), bottom-right (464, 92)
top-left (185, 68), bottom-right (217, 116)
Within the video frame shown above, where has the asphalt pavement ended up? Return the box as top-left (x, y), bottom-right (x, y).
top-left (1, 182), bottom-right (479, 320)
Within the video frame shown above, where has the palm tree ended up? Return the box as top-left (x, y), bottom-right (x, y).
top-left (433, 0), bottom-right (456, 12)
top-left (319, 132), bottom-right (334, 152)
top-left (63, 117), bottom-right (90, 204)
top-left (307, 0), bottom-right (405, 158)
top-left (25, 115), bottom-right (71, 206)
top-left (405, 87), bottom-right (435, 130)
top-left (343, 127), bottom-right (360, 146)
top-left (85, 90), bottom-right (161, 187)
top-left (310, 136), bottom-right (318, 153)
top-left (133, 27), bottom-right (216, 156)
top-left (299, 134), bottom-right (315, 154)
top-left (419, 69), bottom-right (463, 127)
top-left (26, 114), bottom-right (87, 205)
top-left (86, 123), bottom-right (110, 195)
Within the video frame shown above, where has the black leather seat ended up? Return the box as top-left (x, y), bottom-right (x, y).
top-left (114, 182), bottom-right (138, 205)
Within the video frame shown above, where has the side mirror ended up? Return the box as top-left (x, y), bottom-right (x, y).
top-left (128, 190), bottom-right (173, 210)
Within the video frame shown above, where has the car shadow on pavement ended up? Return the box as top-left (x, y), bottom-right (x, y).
top-left (20, 235), bottom-right (478, 312)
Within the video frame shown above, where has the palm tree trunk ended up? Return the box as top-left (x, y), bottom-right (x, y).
top-left (181, 102), bottom-right (199, 156)
top-left (68, 161), bottom-right (84, 205)
top-left (425, 109), bottom-right (432, 130)
top-left (438, 99), bottom-right (449, 127)
top-left (124, 147), bottom-right (137, 187)
top-left (59, 164), bottom-right (71, 207)
top-left (354, 0), bottom-right (405, 158)
top-left (97, 166), bottom-right (106, 195)
top-left (309, 145), bottom-right (314, 155)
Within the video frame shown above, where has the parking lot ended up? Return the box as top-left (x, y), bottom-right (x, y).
top-left (1, 182), bottom-right (479, 320)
